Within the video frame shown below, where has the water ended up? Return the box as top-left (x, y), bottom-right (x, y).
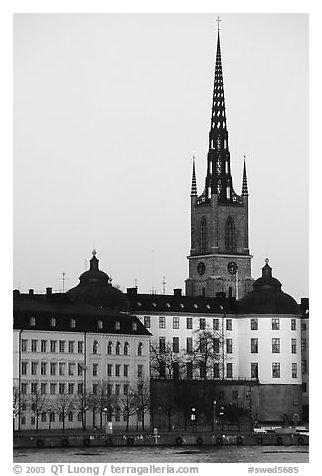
top-left (13, 446), bottom-right (309, 464)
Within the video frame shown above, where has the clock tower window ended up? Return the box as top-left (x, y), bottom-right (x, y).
top-left (225, 216), bottom-right (237, 253)
top-left (200, 217), bottom-right (208, 253)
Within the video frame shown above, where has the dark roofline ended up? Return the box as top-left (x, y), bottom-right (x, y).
top-left (126, 291), bottom-right (237, 314)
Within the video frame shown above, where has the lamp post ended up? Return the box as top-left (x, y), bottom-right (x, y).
top-left (103, 407), bottom-right (108, 433)
top-left (191, 407), bottom-right (196, 433)
top-left (212, 400), bottom-right (217, 431)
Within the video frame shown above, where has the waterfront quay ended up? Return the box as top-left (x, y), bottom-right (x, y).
top-left (14, 426), bottom-right (309, 449)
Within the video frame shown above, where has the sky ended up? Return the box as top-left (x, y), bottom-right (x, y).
top-left (13, 13), bottom-right (309, 301)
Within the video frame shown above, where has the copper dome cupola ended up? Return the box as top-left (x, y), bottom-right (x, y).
top-left (238, 259), bottom-right (301, 315)
top-left (66, 251), bottom-right (130, 312)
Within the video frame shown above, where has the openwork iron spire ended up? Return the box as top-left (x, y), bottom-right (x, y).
top-left (210, 29), bottom-right (227, 135)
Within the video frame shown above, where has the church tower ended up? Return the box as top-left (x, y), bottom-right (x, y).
top-left (185, 24), bottom-right (253, 299)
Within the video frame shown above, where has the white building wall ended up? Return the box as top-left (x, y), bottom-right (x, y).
top-left (237, 315), bottom-right (302, 385)
top-left (15, 329), bottom-right (150, 431)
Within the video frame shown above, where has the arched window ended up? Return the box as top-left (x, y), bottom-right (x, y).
top-left (116, 342), bottom-right (121, 355)
top-left (138, 342), bottom-right (143, 356)
top-left (225, 216), bottom-right (237, 253)
top-left (200, 216), bottom-right (207, 253)
top-left (93, 341), bottom-right (98, 355)
top-left (124, 342), bottom-right (129, 355)
top-left (107, 341), bottom-right (113, 355)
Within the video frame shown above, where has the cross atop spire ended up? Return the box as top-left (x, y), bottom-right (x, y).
top-left (216, 16), bottom-right (221, 32)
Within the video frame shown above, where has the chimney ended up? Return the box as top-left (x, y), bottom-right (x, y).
top-left (29, 289), bottom-right (34, 295)
top-left (127, 287), bottom-right (138, 296)
top-left (46, 287), bottom-right (52, 296)
top-left (173, 289), bottom-right (182, 297)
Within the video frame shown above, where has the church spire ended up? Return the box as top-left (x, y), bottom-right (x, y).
top-left (210, 27), bottom-right (227, 135)
top-left (191, 157), bottom-right (197, 197)
top-left (242, 156), bottom-right (249, 196)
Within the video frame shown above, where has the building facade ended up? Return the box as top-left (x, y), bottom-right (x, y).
top-left (13, 253), bottom-right (151, 431)
top-left (130, 260), bottom-right (303, 422)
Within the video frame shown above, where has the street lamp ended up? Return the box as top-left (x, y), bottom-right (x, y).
top-left (103, 407), bottom-right (108, 433)
top-left (48, 408), bottom-right (52, 431)
top-left (212, 400), bottom-right (217, 431)
top-left (191, 407), bottom-right (196, 433)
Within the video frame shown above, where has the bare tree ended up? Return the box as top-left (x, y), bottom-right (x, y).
top-left (89, 380), bottom-right (118, 430)
top-left (53, 390), bottom-right (76, 431)
top-left (119, 387), bottom-right (138, 432)
top-left (29, 385), bottom-right (49, 431)
top-left (74, 391), bottom-right (91, 431)
top-left (13, 385), bottom-right (26, 431)
top-left (190, 326), bottom-right (229, 380)
top-left (150, 339), bottom-right (185, 380)
top-left (134, 379), bottom-right (150, 431)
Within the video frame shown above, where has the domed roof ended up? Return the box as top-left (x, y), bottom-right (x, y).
top-left (66, 251), bottom-right (130, 312)
top-left (238, 260), bottom-right (300, 315)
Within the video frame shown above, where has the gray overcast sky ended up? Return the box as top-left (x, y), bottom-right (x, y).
top-left (13, 13), bottom-right (308, 301)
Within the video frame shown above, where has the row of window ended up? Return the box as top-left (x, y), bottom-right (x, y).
top-left (159, 336), bottom-right (303, 355)
top-left (158, 361), bottom-right (298, 380)
top-left (22, 339), bottom-right (84, 353)
top-left (155, 316), bottom-right (233, 330)
top-left (21, 339), bottom-right (145, 356)
top-left (147, 316), bottom-right (300, 331)
top-left (250, 338), bottom-right (299, 354)
top-left (27, 317), bottom-right (138, 331)
top-left (21, 361), bottom-right (140, 378)
top-left (93, 341), bottom-right (144, 356)
top-left (20, 381), bottom-right (134, 396)
top-left (20, 408), bottom-right (141, 426)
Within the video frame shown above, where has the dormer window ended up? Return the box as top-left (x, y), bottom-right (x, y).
top-left (132, 322), bottom-right (138, 331)
top-left (97, 320), bottom-right (103, 330)
top-left (30, 316), bottom-right (36, 326)
top-left (50, 317), bottom-right (56, 328)
top-left (115, 321), bottom-right (121, 330)
top-left (70, 319), bottom-right (76, 328)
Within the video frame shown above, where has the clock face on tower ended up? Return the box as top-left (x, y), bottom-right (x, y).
top-left (227, 261), bottom-right (238, 275)
top-left (197, 262), bottom-right (206, 275)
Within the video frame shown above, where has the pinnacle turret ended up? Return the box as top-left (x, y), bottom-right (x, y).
top-left (242, 156), bottom-right (249, 196)
top-left (190, 157), bottom-right (197, 197)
